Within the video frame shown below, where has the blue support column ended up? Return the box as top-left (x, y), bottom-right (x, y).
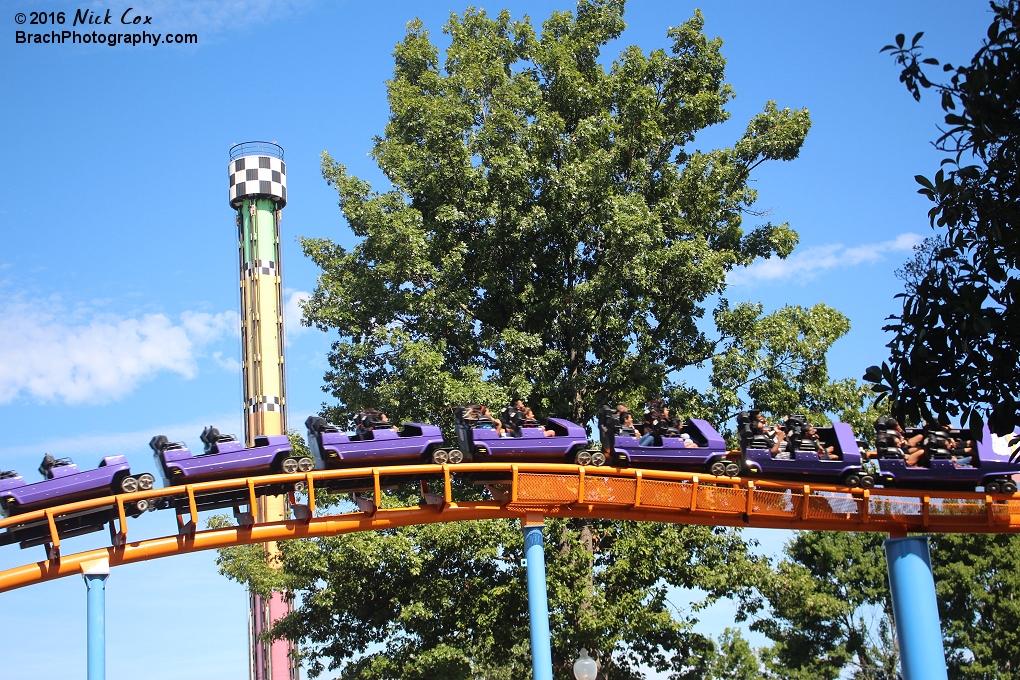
top-left (523, 519), bottom-right (553, 680)
top-left (83, 559), bottom-right (110, 680)
top-left (884, 536), bottom-right (948, 680)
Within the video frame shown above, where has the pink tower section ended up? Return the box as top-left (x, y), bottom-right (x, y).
top-left (250, 591), bottom-right (298, 680)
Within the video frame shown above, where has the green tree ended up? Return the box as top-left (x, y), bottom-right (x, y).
top-left (671, 302), bottom-right (878, 444)
top-left (744, 532), bottom-right (898, 680)
top-left (216, 3), bottom-right (892, 678)
top-left (300, 0), bottom-right (810, 431)
top-left (930, 533), bottom-right (1020, 678)
top-left (866, 1), bottom-right (1020, 435)
top-left (734, 531), bottom-right (1020, 680)
top-left (218, 490), bottom-right (771, 679)
top-left (685, 628), bottom-right (762, 680)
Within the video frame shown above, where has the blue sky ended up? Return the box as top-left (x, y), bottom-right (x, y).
top-left (0, 1), bottom-right (993, 677)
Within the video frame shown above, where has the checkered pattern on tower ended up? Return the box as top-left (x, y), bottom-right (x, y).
top-left (248, 395), bottom-right (283, 413)
top-left (228, 155), bottom-right (287, 207)
top-left (244, 259), bottom-right (277, 277)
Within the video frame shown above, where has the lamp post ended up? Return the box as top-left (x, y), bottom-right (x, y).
top-left (573, 649), bottom-right (599, 680)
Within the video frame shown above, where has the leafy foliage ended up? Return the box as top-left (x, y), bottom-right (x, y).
top-left (299, 1), bottom-right (810, 431)
top-left (732, 531), bottom-right (1020, 680)
top-left (867, 1), bottom-right (1020, 434)
top-left (700, 628), bottom-right (762, 680)
top-left (671, 302), bottom-right (877, 444)
top-left (894, 236), bottom-right (966, 297)
top-left (744, 532), bottom-right (899, 680)
top-left (931, 534), bottom-right (1020, 679)
top-left (219, 489), bottom-right (770, 679)
top-left (215, 4), bottom-right (898, 678)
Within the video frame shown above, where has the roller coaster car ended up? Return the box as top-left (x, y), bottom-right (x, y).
top-left (874, 423), bottom-right (1020, 493)
top-left (455, 407), bottom-right (599, 465)
top-left (737, 411), bottom-right (872, 488)
top-left (998, 430), bottom-right (1020, 462)
top-left (609, 418), bottom-right (737, 476)
top-left (0, 454), bottom-right (155, 516)
top-left (0, 470), bottom-right (26, 509)
top-left (149, 429), bottom-right (306, 515)
top-left (0, 454), bottom-right (155, 549)
top-left (305, 416), bottom-right (449, 467)
top-left (150, 429), bottom-right (304, 486)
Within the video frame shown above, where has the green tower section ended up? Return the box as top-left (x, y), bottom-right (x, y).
top-left (240, 198), bottom-right (278, 265)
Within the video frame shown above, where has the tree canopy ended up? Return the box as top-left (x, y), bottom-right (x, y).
top-left (300, 0), bottom-right (810, 430)
top-left (866, 0), bottom-right (1020, 435)
top-left (215, 478), bottom-right (772, 679)
top-left (674, 302), bottom-right (877, 444)
top-left (214, 4), bottom-right (1020, 678)
top-left (214, 4), bottom-right (916, 679)
top-left (728, 531), bottom-right (1020, 680)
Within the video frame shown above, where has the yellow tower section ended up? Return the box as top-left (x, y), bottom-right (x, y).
top-left (237, 197), bottom-right (287, 442)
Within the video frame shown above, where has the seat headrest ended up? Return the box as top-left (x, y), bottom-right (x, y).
top-left (38, 454), bottom-right (71, 479)
top-left (305, 415), bottom-right (339, 434)
top-left (200, 426), bottom-right (236, 454)
top-left (200, 426), bottom-right (219, 445)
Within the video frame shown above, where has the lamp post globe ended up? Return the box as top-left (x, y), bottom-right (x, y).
top-left (573, 648), bottom-right (599, 680)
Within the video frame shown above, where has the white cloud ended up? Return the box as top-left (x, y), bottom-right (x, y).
top-left (727, 232), bottom-right (924, 286)
top-left (0, 298), bottom-right (239, 405)
top-left (212, 351), bottom-right (242, 373)
top-left (284, 289), bottom-right (311, 342)
top-left (181, 310), bottom-right (238, 344)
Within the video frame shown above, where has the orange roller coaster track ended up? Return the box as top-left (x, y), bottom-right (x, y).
top-left (2, 462), bottom-right (1020, 593)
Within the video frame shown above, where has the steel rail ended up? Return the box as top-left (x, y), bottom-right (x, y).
top-left (1, 462), bottom-right (1018, 593)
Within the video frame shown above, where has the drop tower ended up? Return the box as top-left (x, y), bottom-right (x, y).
top-left (228, 141), bottom-right (297, 680)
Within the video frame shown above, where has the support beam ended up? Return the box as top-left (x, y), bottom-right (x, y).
top-left (83, 559), bottom-right (110, 680)
top-left (523, 518), bottom-right (553, 680)
top-left (884, 535), bottom-right (948, 680)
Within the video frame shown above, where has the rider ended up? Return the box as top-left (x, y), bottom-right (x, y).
top-left (805, 425), bottom-right (838, 460)
top-left (754, 413), bottom-right (789, 458)
top-left (886, 419), bottom-right (926, 466)
top-left (463, 404), bottom-right (505, 437)
top-left (353, 409), bottom-right (399, 440)
top-left (521, 406), bottom-right (556, 437)
top-left (639, 400), bottom-right (673, 446)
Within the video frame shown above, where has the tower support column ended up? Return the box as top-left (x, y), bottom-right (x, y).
top-left (83, 559), bottom-right (110, 680)
top-left (884, 535), bottom-right (948, 680)
top-left (523, 517), bottom-right (553, 680)
top-left (229, 141), bottom-right (295, 680)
